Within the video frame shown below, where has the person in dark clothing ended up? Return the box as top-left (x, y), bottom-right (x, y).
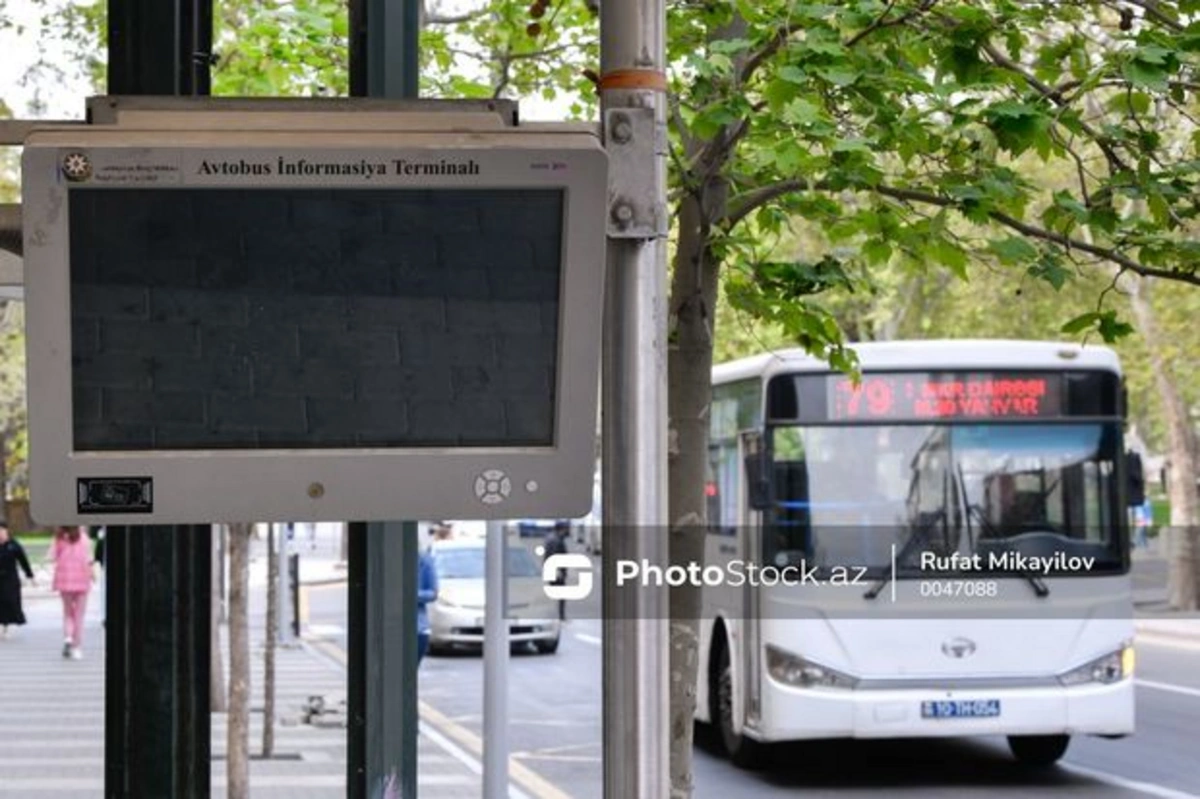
top-left (0, 521), bottom-right (35, 638)
top-left (416, 549), bottom-right (439, 664)
top-left (543, 522), bottom-right (571, 621)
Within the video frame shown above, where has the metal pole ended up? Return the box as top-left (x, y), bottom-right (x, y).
top-left (277, 523), bottom-right (296, 645)
top-left (483, 520), bottom-right (510, 797)
top-left (600, 0), bottom-right (670, 793)
top-left (106, 0), bottom-right (212, 796)
top-left (347, 1), bottom-right (422, 797)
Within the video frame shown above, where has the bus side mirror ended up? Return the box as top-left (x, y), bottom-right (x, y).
top-left (745, 452), bottom-right (771, 510)
top-left (1126, 451), bottom-right (1146, 507)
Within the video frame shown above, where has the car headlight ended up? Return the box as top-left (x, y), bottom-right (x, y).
top-left (1058, 644), bottom-right (1134, 686)
top-left (766, 644), bottom-right (858, 690)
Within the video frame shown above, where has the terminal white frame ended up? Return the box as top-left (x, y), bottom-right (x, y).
top-left (22, 123), bottom-right (607, 524)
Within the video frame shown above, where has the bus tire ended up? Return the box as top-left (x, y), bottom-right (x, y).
top-left (1007, 734), bottom-right (1069, 767)
top-left (713, 638), bottom-right (765, 769)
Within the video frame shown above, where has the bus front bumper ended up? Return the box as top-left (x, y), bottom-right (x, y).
top-left (751, 679), bottom-right (1134, 741)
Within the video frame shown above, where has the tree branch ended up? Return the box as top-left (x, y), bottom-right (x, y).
top-left (846, 0), bottom-right (941, 47)
top-left (738, 25), bottom-right (795, 86)
top-left (445, 42), bottom-right (585, 63)
top-left (1118, 0), bottom-right (1185, 32)
top-left (425, 10), bottom-right (485, 25)
top-left (980, 41), bottom-right (1131, 174)
top-left (1051, 128), bottom-right (1095, 206)
top-left (738, 0), bottom-right (938, 86)
top-left (492, 48), bottom-right (513, 100)
top-left (723, 179), bottom-right (1200, 286)
top-left (421, 1), bottom-right (486, 26)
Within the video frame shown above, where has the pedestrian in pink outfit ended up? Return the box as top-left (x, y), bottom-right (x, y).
top-left (50, 526), bottom-right (94, 660)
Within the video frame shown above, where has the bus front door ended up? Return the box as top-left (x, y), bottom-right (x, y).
top-left (739, 430), bottom-right (764, 730)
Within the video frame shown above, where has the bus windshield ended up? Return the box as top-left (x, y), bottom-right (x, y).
top-left (766, 422), bottom-right (1123, 576)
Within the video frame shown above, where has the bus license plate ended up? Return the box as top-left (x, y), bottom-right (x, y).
top-left (921, 699), bottom-right (1000, 719)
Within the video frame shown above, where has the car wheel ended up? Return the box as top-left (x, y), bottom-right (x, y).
top-left (535, 636), bottom-right (560, 655)
top-left (1008, 734), bottom-right (1070, 767)
top-left (714, 640), bottom-right (764, 769)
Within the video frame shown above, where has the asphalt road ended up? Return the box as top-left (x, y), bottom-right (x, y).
top-left (306, 580), bottom-right (1200, 799)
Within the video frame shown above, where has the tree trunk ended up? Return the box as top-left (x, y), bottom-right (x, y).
top-left (263, 524), bottom-right (278, 758)
top-left (227, 522), bottom-right (252, 798)
top-left (668, 192), bottom-right (723, 799)
top-left (211, 525), bottom-right (227, 714)
top-left (1129, 278), bottom-right (1200, 609)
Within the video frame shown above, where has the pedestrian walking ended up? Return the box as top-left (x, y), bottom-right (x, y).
top-left (416, 548), bottom-right (439, 665)
top-left (0, 520), bottom-right (35, 639)
top-left (1134, 499), bottom-right (1152, 550)
top-left (49, 526), bottom-right (94, 659)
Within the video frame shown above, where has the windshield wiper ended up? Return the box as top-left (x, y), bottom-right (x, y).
top-left (864, 514), bottom-right (939, 600)
top-left (1020, 572), bottom-right (1051, 598)
top-left (863, 572), bottom-right (892, 600)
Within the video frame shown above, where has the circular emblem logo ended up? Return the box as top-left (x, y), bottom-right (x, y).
top-left (941, 637), bottom-right (977, 659)
top-left (61, 152), bottom-right (92, 182)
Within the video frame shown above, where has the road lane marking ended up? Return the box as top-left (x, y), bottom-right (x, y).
top-left (1136, 678), bottom-right (1200, 699)
top-left (574, 633), bottom-right (602, 646)
top-left (418, 720), bottom-right (536, 799)
top-left (513, 742), bottom-right (600, 756)
top-left (1062, 763), bottom-right (1200, 799)
top-left (307, 637), bottom-right (575, 799)
top-left (418, 700), bottom-right (576, 799)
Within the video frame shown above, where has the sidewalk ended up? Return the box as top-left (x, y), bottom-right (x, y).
top-left (0, 593), bottom-right (490, 797)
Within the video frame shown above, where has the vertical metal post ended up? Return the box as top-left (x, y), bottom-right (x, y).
top-left (483, 520), bottom-right (510, 797)
top-left (347, 1), bottom-right (422, 797)
top-left (347, 524), bottom-right (368, 796)
top-left (348, 520), bottom-right (420, 799)
top-left (105, 0), bottom-right (212, 797)
top-left (600, 0), bottom-right (670, 795)
top-left (104, 525), bottom-right (127, 797)
top-left (277, 523), bottom-right (297, 645)
top-left (350, 0), bottom-right (420, 99)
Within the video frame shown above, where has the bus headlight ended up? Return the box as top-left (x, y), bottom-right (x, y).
top-left (1058, 644), bottom-right (1134, 686)
top-left (766, 645), bottom-right (858, 689)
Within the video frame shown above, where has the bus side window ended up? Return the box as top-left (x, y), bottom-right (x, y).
top-left (707, 443), bottom-right (739, 536)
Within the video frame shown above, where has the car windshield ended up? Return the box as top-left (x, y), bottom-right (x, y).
top-left (434, 546), bottom-right (542, 579)
top-left (766, 423), bottom-right (1123, 575)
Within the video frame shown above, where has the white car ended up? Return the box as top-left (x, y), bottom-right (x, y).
top-left (427, 539), bottom-right (562, 655)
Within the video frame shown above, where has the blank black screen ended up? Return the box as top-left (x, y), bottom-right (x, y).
top-left (69, 188), bottom-right (562, 450)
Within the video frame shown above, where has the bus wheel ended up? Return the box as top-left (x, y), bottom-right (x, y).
top-left (715, 642), bottom-right (765, 769)
top-left (1007, 734), bottom-right (1070, 767)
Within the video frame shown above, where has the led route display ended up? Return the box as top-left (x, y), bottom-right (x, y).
top-left (827, 373), bottom-right (1063, 421)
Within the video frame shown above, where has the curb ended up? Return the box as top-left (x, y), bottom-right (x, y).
top-left (1134, 618), bottom-right (1200, 645)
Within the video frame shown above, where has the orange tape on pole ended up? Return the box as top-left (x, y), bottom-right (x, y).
top-left (597, 68), bottom-right (668, 92)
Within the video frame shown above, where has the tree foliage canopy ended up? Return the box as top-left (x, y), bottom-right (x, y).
top-left (665, 1), bottom-right (1200, 352)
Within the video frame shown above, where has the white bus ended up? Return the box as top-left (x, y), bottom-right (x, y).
top-left (695, 340), bottom-right (1139, 768)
